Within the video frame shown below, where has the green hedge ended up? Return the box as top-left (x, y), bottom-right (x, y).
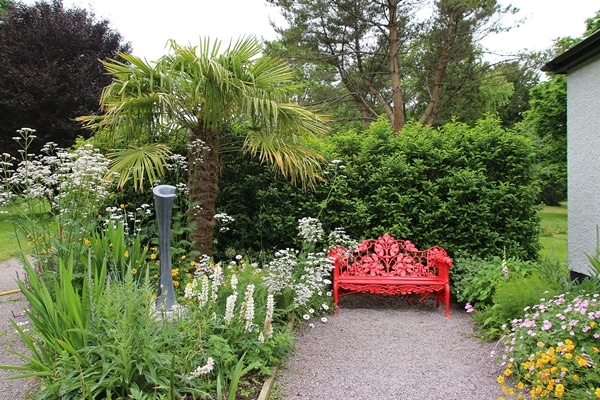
top-left (215, 116), bottom-right (540, 261)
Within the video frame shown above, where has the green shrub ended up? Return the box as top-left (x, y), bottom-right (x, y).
top-left (216, 116), bottom-right (541, 262)
top-left (453, 256), bottom-right (541, 309)
top-left (492, 272), bottom-right (559, 323)
top-left (457, 256), bottom-right (567, 341)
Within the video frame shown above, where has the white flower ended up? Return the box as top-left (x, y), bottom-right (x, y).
top-left (188, 357), bottom-right (215, 379)
top-left (184, 280), bottom-right (197, 299)
top-left (230, 274), bottom-right (238, 292)
top-left (321, 317), bottom-right (328, 323)
top-left (240, 284), bottom-right (255, 332)
top-left (303, 314), bottom-right (310, 320)
top-left (197, 275), bottom-right (209, 307)
top-left (263, 294), bottom-right (275, 339)
top-left (224, 293), bottom-right (237, 325)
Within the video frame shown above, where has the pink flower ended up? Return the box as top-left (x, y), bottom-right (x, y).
top-left (541, 320), bottom-right (552, 331)
top-left (465, 302), bottom-right (475, 313)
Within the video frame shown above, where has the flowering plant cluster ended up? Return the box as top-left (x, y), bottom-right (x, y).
top-left (1, 128), bottom-right (354, 398)
top-left (495, 291), bottom-right (600, 399)
top-left (1, 128), bottom-right (113, 271)
top-left (176, 253), bottom-right (293, 393)
top-left (261, 217), bottom-right (354, 321)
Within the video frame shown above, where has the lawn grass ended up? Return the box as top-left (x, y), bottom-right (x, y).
top-left (538, 204), bottom-right (568, 264)
top-left (0, 214), bottom-right (22, 262)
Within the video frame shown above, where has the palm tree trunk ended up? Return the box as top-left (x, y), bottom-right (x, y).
top-left (187, 125), bottom-right (220, 256)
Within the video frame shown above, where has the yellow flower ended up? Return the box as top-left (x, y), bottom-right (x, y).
top-left (181, 255), bottom-right (186, 260)
top-left (124, 251), bottom-right (129, 258)
top-left (554, 384), bottom-right (564, 398)
top-left (595, 388), bottom-right (600, 398)
top-left (565, 353), bottom-right (573, 360)
top-left (173, 280), bottom-right (179, 287)
top-left (565, 339), bottom-right (575, 351)
top-left (504, 368), bottom-right (512, 377)
top-left (150, 253), bottom-right (157, 260)
top-left (120, 203), bottom-right (125, 209)
top-left (517, 382), bottom-right (525, 390)
top-left (172, 268), bottom-right (179, 277)
top-left (497, 376), bottom-right (505, 384)
top-left (131, 268), bottom-right (137, 275)
top-left (83, 238), bottom-right (91, 246)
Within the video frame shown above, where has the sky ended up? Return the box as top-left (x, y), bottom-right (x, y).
top-left (25, 0), bottom-right (600, 63)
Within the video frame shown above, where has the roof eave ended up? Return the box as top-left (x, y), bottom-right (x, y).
top-left (542, 29), bottom-right (600, 74)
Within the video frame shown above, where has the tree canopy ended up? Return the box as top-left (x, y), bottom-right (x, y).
top-left (266, 0), bottom-right (519, 131)
top-left (0, 0), bottom-right (130, 155)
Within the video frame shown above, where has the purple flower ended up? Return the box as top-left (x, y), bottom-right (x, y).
top-left (541, 320), bottom-right (552, 331)
top-left (465, 302), bottom-right (475, 313)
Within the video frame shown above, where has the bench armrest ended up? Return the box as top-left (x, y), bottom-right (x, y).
top-left (426, 247), bottom-right (452, 281)
top-left (327, 245), bottom-right (349, 279)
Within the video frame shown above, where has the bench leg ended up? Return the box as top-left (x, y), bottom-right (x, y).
top-left (333, 283), bottom-right (339, 316)
top-left (445, 284), bottom-right (451, 319)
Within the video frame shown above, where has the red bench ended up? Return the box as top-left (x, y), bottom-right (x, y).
top-left (327, 234), bottom-right (453, 318)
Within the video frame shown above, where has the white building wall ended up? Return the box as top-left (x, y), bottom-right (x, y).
top-left (567, 54), bottom-right (600, 275)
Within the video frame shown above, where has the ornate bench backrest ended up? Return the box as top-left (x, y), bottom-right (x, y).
top-left (330, 233), bottom-right (451, 278)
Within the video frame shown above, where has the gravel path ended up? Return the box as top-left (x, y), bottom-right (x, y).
top-left (0, 258), bottom-right (35, 400)
top-left (276, 294), bottom-right (507, 400)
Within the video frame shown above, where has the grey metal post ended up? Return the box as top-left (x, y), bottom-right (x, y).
top-left (153, 184), bottom-right (178, 311)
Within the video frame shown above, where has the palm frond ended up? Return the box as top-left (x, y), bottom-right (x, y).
top-left (107, 144), bottom-right (172, 191)
top-left (243, 131), bottom-right (326, 189)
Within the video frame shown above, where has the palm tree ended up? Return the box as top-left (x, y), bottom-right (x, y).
top-left (79, 37), bottom-right (329, 256)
